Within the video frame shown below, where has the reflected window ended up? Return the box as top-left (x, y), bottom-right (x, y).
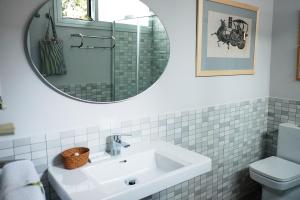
top-left (62, 0), bottom-right (92, 20)
top-left (97, 0), bottom-right (151, 26)
top-left (58, 0), bottom-right (152, 26)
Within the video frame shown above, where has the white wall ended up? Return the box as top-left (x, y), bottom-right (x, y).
top-left (270, 0), bottom-right (300, 100)
top-left (0, 0), bottom-right (273, 140)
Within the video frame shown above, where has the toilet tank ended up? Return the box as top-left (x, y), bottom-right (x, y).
top-left (277, 123), bottom-right (300, 164)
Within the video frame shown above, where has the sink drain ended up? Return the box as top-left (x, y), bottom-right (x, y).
top-left (124, 178), bottom-right (137, 186)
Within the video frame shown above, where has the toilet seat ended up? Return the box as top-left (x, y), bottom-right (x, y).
top-left (249, 156), bottom-right (300, 191)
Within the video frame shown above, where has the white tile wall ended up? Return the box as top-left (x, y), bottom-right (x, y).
top-left (0, 97), bottom-right (268, 200)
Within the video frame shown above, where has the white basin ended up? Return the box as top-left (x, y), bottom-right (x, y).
top-left (48, 141), bottom-right (212, 200)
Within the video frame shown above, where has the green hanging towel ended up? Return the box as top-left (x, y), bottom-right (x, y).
top-left (39, 13), bottom-right (66, 76)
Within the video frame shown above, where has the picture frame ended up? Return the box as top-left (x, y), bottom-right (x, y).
top-left (297, 46), bottom-right (300, 80)
top-left (296, 11), bottom-right (300, 80)
top-left (196, 0), bottom-right (259, 77)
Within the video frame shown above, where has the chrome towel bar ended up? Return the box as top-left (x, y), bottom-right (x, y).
top-left (70, 33), bottom-right (115, 49)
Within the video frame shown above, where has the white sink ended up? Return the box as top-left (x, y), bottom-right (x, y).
top-left (48, 141), bottom-right (212, 200)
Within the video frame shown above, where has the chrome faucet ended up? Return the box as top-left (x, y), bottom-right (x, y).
top-left (106, 135), bottom-right (131, 156)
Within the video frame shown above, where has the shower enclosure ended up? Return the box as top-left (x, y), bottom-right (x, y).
top-left (112, 15), bottom-right (170, 101)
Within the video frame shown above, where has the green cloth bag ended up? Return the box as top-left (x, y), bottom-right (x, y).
top-left (39, 14), bottom-right (66, 76)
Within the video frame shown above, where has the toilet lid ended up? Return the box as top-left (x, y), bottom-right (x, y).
top-left (249, 156), bottom-right (300, 182)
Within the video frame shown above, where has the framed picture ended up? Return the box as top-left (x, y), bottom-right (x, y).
top-left (296, 11), bottom-right (300, 80)
top-left (297, 46), bottom-right (300, 80)
top-left (196, 0), bottom-right (259, 76)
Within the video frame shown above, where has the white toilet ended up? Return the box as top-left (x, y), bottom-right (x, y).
top-left (249, 123), bottom-right (300, 200)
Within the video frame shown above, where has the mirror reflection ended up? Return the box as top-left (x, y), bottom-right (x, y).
top-left (27, 0), bottom-right (170, 102)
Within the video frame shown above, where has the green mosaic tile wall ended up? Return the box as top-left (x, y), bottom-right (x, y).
top-left (0, 97), bottom-right (268, 200)
top-left (266, 97), bottom-right (300, 156)
top-left (57, 82), bottom-right (112, 102)
top-left (150, 17), bottom-right (170, 84)
top-left (114, 30), bottom-right (138, 101)
top-left (114, 16), bottom-right (170, 101)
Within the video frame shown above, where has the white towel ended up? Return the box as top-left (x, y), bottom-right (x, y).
top-left (0, 160), bottom-right (45, 200)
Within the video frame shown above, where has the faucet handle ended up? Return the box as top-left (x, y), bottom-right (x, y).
top-left (111, 134), bottom-right (132, 143)
top-left (112, 135), bottom-right (121, 143)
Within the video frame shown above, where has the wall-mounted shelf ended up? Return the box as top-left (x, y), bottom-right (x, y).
top-left (0, 123), bottom-right (14, 135)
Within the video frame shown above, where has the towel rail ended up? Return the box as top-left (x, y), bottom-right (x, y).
top-left (71, 33), bottom-right (112, 40)
top-left (70, 33), bottom-right (115, 49)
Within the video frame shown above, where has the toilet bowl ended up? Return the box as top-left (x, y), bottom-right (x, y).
top-left (249, 123), bottom-right (300, 200)
top-left (250, 156), bottom-right (300, 200)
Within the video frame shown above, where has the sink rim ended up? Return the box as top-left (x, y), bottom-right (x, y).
top-left (48, 141), bottom-right (212, 200)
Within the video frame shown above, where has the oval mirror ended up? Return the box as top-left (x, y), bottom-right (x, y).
top-left (26, 0), bottom-right (170, 103)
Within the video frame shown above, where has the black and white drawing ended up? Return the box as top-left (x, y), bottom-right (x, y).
top-left (211, 17), bottom-right (248, 50)
top-left (207, 11), bottom-right (252, 59)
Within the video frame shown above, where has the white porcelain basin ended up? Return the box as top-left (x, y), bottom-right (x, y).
top-left (48, 141), bottom-right (211, 200)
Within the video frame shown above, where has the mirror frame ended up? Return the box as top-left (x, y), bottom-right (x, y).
top-left (24, 0), bottom-right (170, 104)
